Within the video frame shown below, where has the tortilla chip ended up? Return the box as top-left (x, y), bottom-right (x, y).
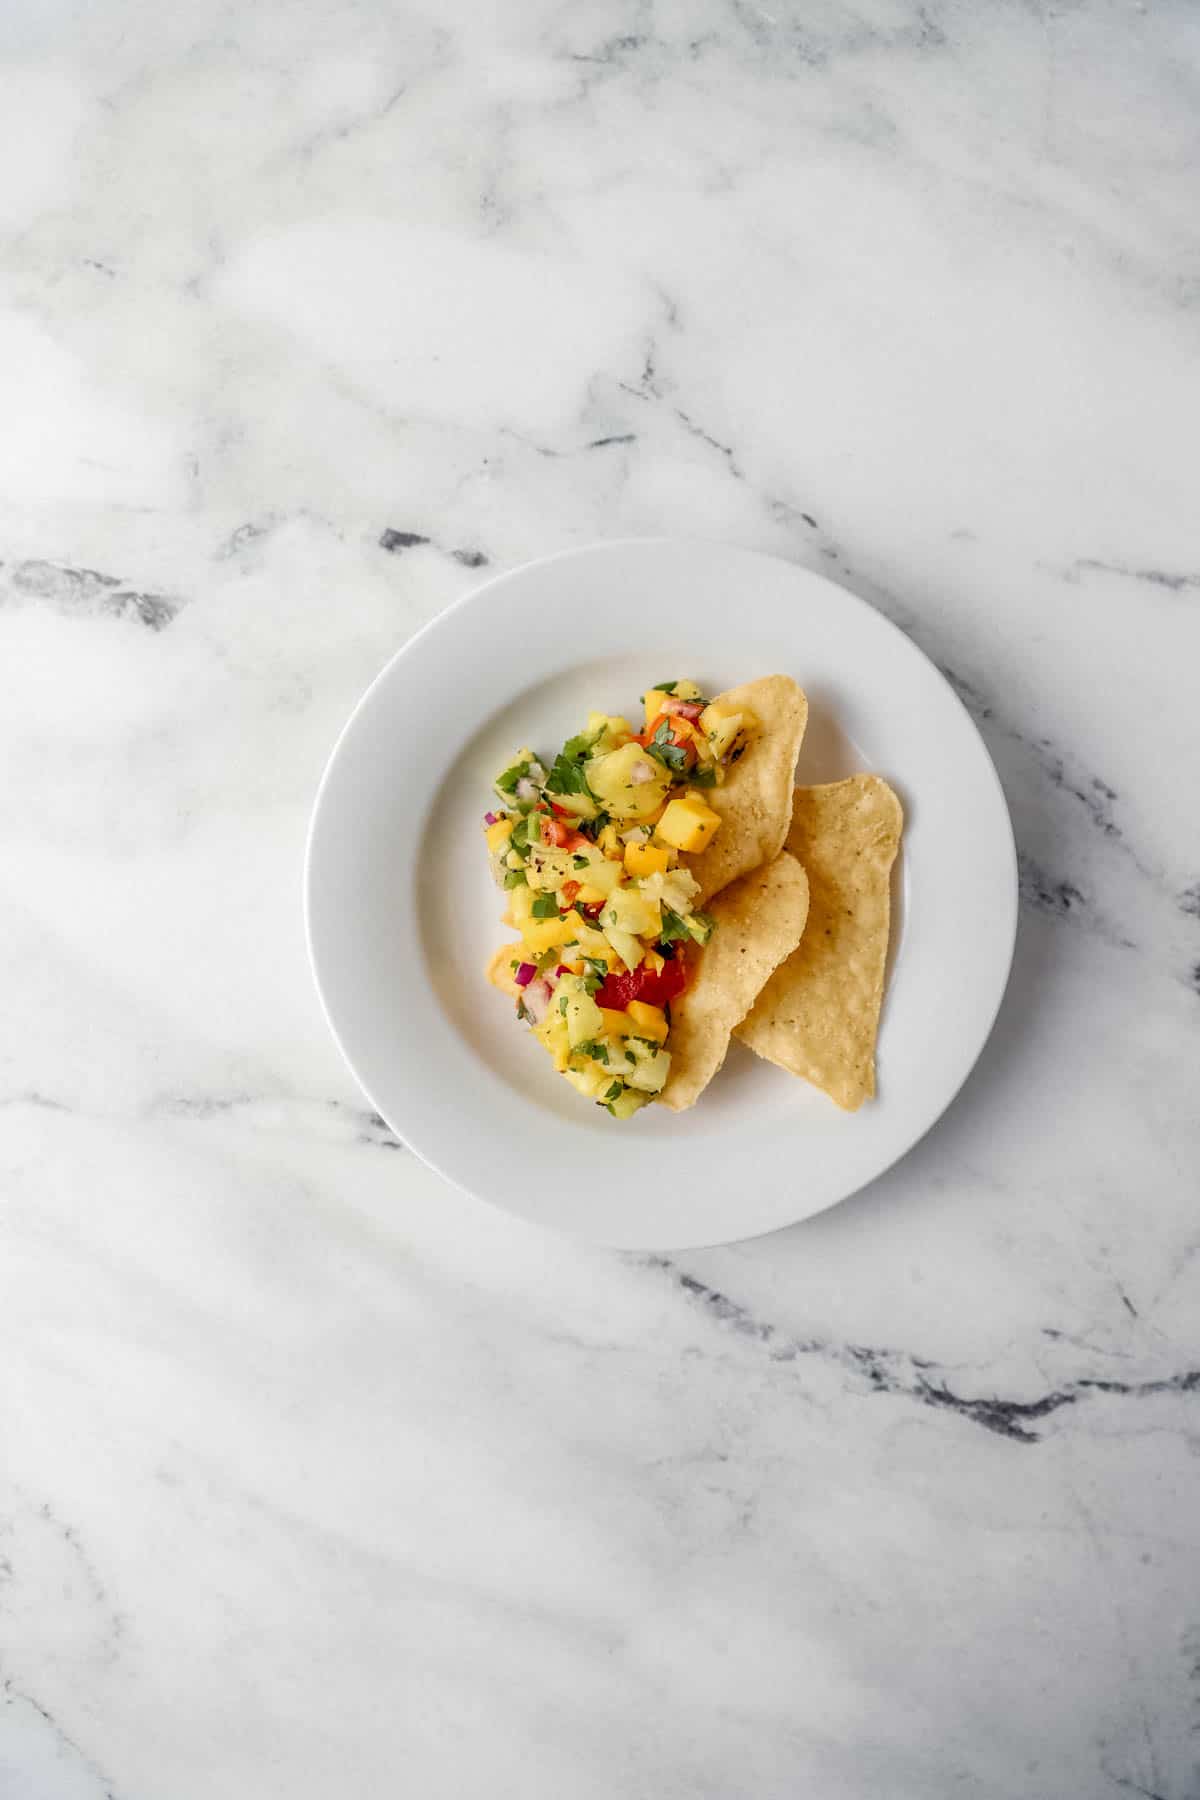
top-left (682, 675), bottom-right (808, 904)
top-left (735, 776), bottom-right (903, 1110)
top-left (660, 852), bottom-right (810, 1111)
top-left (486, 943), bottom-right (525, 998)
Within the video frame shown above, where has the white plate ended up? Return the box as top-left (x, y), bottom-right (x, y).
top-left (305, 539), bottom-right (1016, 1249)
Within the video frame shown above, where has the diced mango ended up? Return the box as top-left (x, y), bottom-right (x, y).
top-left (520, 914), bottom-right (574, 954)
top-left (486, 945), bottom-right (525, 997)
top-left (625, 1000), bottom-right (669, 1044)
top-left (642, 688), bottom-right (673, 729)
top-left (656, 794), bottom-right (722, 852)
top-left (598, 1006), bottom-right (633, 1038)
top-left (624, 840), bottom-right (671, 880)
top-left (597, 823), bottom-right (623, 857)
top-left (485, 817), bottom-right (513, 852)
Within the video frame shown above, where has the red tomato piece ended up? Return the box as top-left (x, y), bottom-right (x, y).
top-left (596, 956), bottom-right (689, 1013)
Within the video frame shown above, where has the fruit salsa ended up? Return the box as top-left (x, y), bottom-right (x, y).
top-left (484, 680), bottom-right (756, 1117)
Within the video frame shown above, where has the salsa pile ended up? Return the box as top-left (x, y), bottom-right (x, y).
top-left (484, 679), bottom-right (755, 1116)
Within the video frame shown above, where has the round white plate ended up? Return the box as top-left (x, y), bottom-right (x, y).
top-left (306, 539), bottom-right (1016, 1250)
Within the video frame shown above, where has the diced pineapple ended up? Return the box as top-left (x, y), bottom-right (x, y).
top-left (601, 886), bottom-right (661, 940)
top-left (638, 866), bottom-right (701, 917)
top-left (673, 679), bottom-right (703, 701)
top-left (560, 977), bottom-right (604, 1050)
top-left (603, 925), bottom-right (643, 972)
top-left (625, 1000), bottom-right (669, 1044)
top-left (585, 742), bottom-right (672, 822)
top-left (573, 857), bottom-right (622, 896)
top-left (624, 840), bottom-right (671, 880)
top-left (533, 1013), bottom-right (571, 1072)
top-left (504, 882), bottom-right (535, 929)
top-left (562, 1063), bottom-right (612, 1101)
top-left (597, 823), bottom-right (623, 857)
top-left (569, 919), bottom-right (617, 965)
top-left (524, 845), bottom-right (575, 891)
top-left (485, 817), bottom-right (513, 853)
top-left (607, 1086), bottom-right (651, 1119)
top-left (656, 794), bottom-right (721, 852)
top-left (586, 713), bottom-right (634, 753)
top-left (700, 701), bottom-right (754, 763)
top-left (625, 1043), bottom-right (671, 1093)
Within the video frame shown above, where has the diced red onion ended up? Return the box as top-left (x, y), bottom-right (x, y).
top-left (484, 810), bottom-right (501, 826)
top-left (663, 699), bottom-right (703, 720)
top-left (515, 777), bottom-right (538, 802)
top-left (630, 760), bottom-right (655, 785)
top-left (514, 962), bottom-right (537, 988)
top-left (522, 977), bottom-right (552, 1024)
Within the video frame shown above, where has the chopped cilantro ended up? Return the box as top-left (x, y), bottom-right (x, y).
top-left (650, 680), bottom-right (678, 694)
top-left (689, 763), bottom-right (717, 786)
top-left (531, 894), bottom-right (558, 918)
top-left (659, 907), bottom-right (690, 944)
top-left (502, 868), bottom-right (527, 889)
top-left (645, 720), bottom-right (689, 774)
top-left (575, 1040), bottom-right (610, 1064)
top-left (604, 1081), bottom-right (623, 1101)
top-left (494, 759), bottom-right (526, 795)
top-left (558, 995), bottom-right (569, 1015)
top-left (581, 958), bottom-right (607, 994)
top-left (572, 853), bottom-right (589, 869)
top-left (547, 729), bottom-right (598, 799)
top-left (689, 909), bottom-right (716, 945)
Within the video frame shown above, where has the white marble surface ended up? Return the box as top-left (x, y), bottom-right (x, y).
top-left (2, 2), bottom-right (1199, 1795)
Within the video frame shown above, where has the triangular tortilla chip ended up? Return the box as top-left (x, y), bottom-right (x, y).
top-left (736, 776), bottom-right (903, 1110)
top-left (660, 851), bottom-right (810, 1111)
top-left (682, 675), bottom-right (808, 904)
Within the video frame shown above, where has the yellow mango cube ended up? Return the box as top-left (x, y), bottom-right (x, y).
top-left (643, 687), bottom-right (673, 729)
top-left (656, 794), bottom-right (721, 852)
top-left (598, 1006), bottom-right (633, 1038)
top-left (623, 840), bottom-right (671, 880)
top-left (625, 1000), bottom-right (669, 1043)
top-left (485, 816), bottom-right (513, 852)
top-left (520, 914), bottom-right (574, 955)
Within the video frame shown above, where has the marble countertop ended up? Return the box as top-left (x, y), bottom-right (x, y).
top-left (3, 3), bottom-right (1199, 1796)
